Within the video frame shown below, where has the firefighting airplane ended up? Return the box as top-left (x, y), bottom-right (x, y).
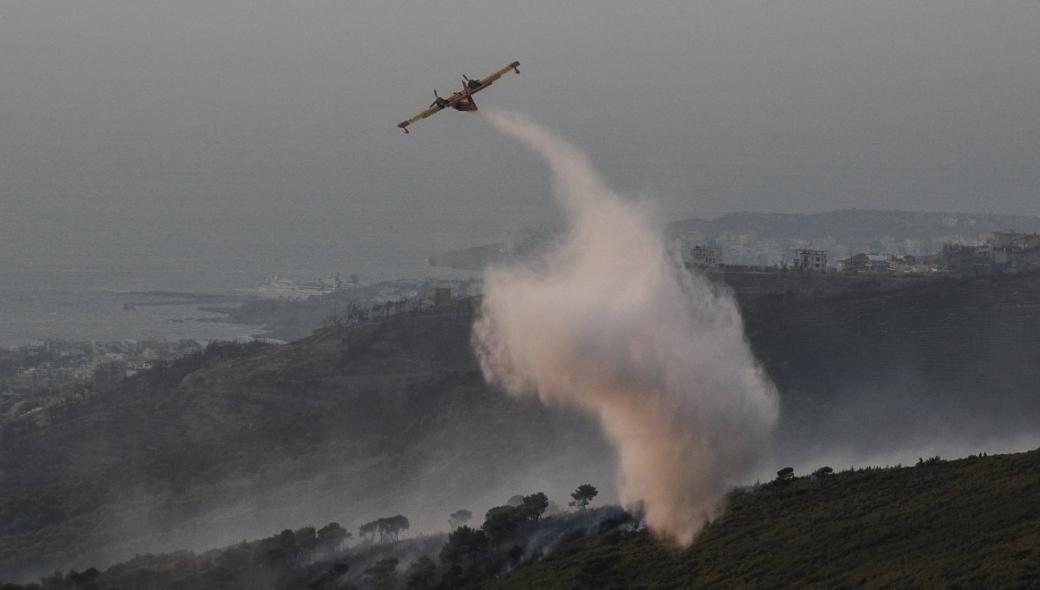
top-left (397, 61), bottom-right (520, 134)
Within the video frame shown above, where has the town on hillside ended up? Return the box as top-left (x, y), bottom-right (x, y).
top-left (684, 230), bottom-right (1040, 276)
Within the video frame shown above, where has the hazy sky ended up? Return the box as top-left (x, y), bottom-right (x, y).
top-left (1, 1), bottom-right (1038, 286)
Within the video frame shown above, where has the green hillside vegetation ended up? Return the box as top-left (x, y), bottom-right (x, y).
top-left (487, 451), bottom-right (1040, 589)
top-left (0, 486), bottom-right (623, 589)
top-left (3, 450), bottom-right (1039, 589)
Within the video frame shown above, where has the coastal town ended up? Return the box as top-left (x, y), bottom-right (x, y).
top-left (0, 338), bottom-right (204, 402)
top-left (5, 228), bottom-right (1037, 416)
top-left (685, 230), bottom-right (1040, 276)
top-left (0, 280), bottom-right (475, 433)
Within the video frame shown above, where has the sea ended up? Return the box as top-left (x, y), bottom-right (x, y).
top-left (0, 260), bottom-right (474, 348)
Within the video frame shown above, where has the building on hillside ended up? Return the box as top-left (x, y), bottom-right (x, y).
top-left (934, 232), bottom-right (1040, 274)
top-left (940, 243), bottom-right (992, 274)
top-left (688, 245), bottom-right (722, 269)
top-left (890, 254), bottom-right (934, 273)
top-left (985, 231), bottom-right (1040, 251)
top-left (840, 253), bottom-right (932, 274)
top-left (840, 253), bottom-right (894, 273)
top-left (792, 249), bottom-right (828, 272)
top-left (980, 232), bottom-right (1040, 271)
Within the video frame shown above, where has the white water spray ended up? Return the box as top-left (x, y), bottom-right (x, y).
top-left (473, 111), bottom-right (779, 545)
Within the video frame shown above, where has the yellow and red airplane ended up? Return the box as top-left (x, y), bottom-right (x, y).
top-left (397, 61), bottom-right (520, 134)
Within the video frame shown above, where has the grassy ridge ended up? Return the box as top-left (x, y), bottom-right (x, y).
top-left (486, 451), bottom-right (1040, 589)
top-left (2, 450), bottom-right (1038, 588)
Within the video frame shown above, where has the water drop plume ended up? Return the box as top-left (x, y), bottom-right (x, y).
top-left (473, 111), bottom-right (779, 545)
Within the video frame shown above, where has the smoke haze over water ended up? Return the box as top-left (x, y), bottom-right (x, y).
top-left (473, 111), bottom-right (779, 545)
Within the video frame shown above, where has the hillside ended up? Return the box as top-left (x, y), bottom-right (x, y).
top-left (741, 271), bottom-right (1040, 463)
top-left (0, 304), bottom-right (612, 581)
top-left (487, 450), bottom-right (1040, 589)
top-left (4, 271), bottom-right (1040, 580)
top-left (4, 450), bottom-right (1039, 589)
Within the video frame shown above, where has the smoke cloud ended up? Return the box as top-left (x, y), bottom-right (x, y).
top-left (472, 111), bottom-right (779, 545)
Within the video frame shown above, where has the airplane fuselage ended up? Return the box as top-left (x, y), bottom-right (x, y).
top-left (451, 98), bottom-right (478, 112)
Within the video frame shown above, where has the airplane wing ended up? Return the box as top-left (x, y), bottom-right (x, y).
top-left (396, 90), bottom-right (473, 133)
top-left (468, 61), bottom-right (521, 94)
top-left (397, 104), bottom-right (445, 134)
